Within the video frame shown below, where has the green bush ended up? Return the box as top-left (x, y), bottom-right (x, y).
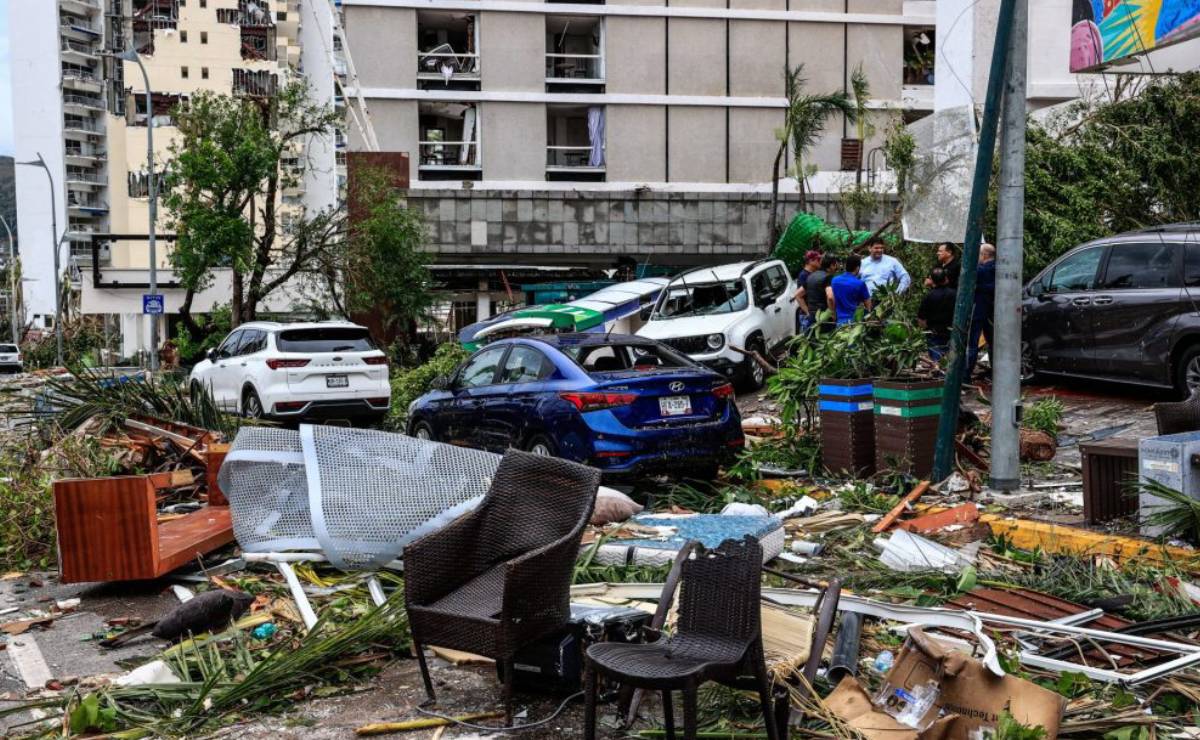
top-left (174, 304), bottom-right (233, 366)
top-left (385, 342), bottom-right (469, 431)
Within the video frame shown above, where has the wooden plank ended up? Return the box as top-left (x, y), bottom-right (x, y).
top-left (897, 503), bottom-right (979, 533)
top-left (157, 507), bottom-right (234, 575)
top-left (6, 634), bottom-right (52, 689)
top-left (871, 480), bottom-right (930, 533)
top-left (206, 442), bottom-right (230, 507)
top-left (147, 469), bottom-right (196, 491)
top-left (54, 476), bottom-right (159, 583)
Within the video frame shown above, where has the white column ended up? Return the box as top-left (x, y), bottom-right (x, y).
top-left (476, 278), bottom-right (491, 321)
top-left (299, 0), bottom-right (339, 214)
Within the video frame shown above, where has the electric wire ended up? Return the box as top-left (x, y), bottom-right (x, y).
top-left (414, 690), bottom-right (585, 732)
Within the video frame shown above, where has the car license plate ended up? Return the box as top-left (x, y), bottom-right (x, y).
top-left (326, 374), bottom-right (349, 389)
top-left (659, 395), bottom-right (692, 416)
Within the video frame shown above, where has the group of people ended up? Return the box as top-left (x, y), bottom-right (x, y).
top-left (792, 238), bottom-right (996, 378)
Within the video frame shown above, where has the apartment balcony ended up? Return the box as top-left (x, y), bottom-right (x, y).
top-left (545, 16), bottom-right (604, 92)
top-left (67, 197), bottom-right (110, 217)
top-left (60, 0), bottom-right (103, 17)
top-left (64, 146), bottom-right (107, 168)
top-left (63, 117), bottom-right (104, 140)
top-left (546, 104), bottom-right (605, 181)
top-left (233, 69), bottom-right (278, 97)
top-left (63, 93), bottom-right (106, 114)
top-left (60, 38), bottom-right (99, 62)
top-left (62, 68), bottom-right (103, 93)
top-left (419, 102), bottom-right (481, 181)
top-left (65, 170), bottom-right (107, 189)
top-left (417, 11), bottom-right (479, 90)
top-left (60, 15), bottom-right (102, 40)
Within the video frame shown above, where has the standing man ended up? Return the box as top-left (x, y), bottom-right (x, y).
top-left (799, 254), bottom-right (839, 333)
top-left (831, 254), bottom-right (872, 326)
top-left (925, 243), bottom-right (961, 290)
top-left (793, 250), bottom-right (823, 332)
top-left (859, 237), bottom-right (912, 295)
top-left (917, 267), bottom-right (956, 360)
top-left (966, 243), bottom-right (997, 379)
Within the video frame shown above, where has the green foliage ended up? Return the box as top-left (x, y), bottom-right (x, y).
top-left (173, 304), bottom-right (232, 365)
top-left (782, 65), bottom-right (856, 206)
top-left (994, 711), bottom-right (1048, 740)
top-left (837, 482), bottom-right (899, 514)
top-left (767, 289), bottom-right (926, 427)
top-left (385, 343), bottom-right (469, 430)
top-left (21, 319), bottom-right (109, 369)
top-left (344, 167), bottom-right (433, 340)
top-left (992, 72), bottom-right (1200, 278)
top-left (1138, 478), bottom-right (1200, 543)
top-left (728, 434), bottom-right (822, 481)
top-left (1021, 396), bottom-right (1065, 437)
top-left (883, 122), bottom-right (917, 198)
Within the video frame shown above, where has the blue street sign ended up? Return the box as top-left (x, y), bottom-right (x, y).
top-left (143, 294), bottom-right (164, 315)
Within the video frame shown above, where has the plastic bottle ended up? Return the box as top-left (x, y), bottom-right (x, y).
top-left (873, 650), bottom-right (894, 673)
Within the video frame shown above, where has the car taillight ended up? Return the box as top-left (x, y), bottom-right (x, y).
top-left (712, 383), bottom-right (735, 399)
top-left (266, 359), bottom-right (310, 370)
top-left (559, 391), bottom-right (637, 412)
top-left (363, 356), bottom-right (388, 366)
top-left (274, 401), bottom-right (306, 412)
top-left (366, 397), bottom-right (389, 407)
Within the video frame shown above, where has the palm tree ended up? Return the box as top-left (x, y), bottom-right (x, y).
top-left (849, 64), bottom-right (874, 186)
top-left (767, 65), bottom-right (856, 252)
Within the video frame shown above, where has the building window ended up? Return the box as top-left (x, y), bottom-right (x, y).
top-left (200, 0), bottom-right (206, 6)
top-left (276, 11), bottom-right (287, 21)
top-left (201, 31), bottom-right (208, 44)
top-left (201, 67), bottom-right (209, 79)
top-left (181, 66), bottom-right (189, 78)
top-left (180, 30), bottom-right (188, 43)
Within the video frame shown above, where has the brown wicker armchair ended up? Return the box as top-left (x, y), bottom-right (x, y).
top-left (583, 536), bottom-right (778, 740)
top-left (404, 449), bottom-right (599, 724)
top-left (1154, 392), bottom-right (1200, 436)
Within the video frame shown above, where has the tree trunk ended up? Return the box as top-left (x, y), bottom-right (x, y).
top-left (767, 139), bottom-right (787, 255)
top-left (246, 175), bottom-right (279, 323)
top-left (178, 285), bottom-right (204, 338)
top-left (231, 274), bottom-right (244, 329)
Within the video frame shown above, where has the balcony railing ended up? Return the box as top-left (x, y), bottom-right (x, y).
top-left (233, 69), bottom-right (278, 97)
top-left (60, 38), bottom-right (98, 56)
top-left (547, 145), bottom-right (603, 168)
top-left (63, 94), bottom-right (105, 110)
top-left (68, 197), bottom-right (108, 211)
top-left (419, 141), bottom-right (480, 168)
top-left (418, 52), bottom-right (480, 78)
top-left (545, 54), bottom-right (603, 81)
top-left (63, 69), bottom-right (100, 84)
top-left (65, 146), bottom-right (107, 159)
top-left (60, 16), bottom-right (101, 34)
top-left (217, 7), bottom-right (275, 27)
top-left (65, 171), bottom-right (106, 184)
top-left (64, 118), bottom-right (103, 133)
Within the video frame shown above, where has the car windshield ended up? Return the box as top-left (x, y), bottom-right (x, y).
top-left (652, 279), bottom-right (748, 319)
top-left (0, 345), bottom-right (17, 353)
top-left (276, 327), bottom-right (376, 353)
top-left (563, 343), bottom-right (693, 373)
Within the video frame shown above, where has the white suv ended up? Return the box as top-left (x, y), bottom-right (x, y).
top-left (0, 344), bottom-right (22, 374)
top-left (189, 321), bottom-right (390, 423)
top-left (636, 259), bottom-right (796, 389)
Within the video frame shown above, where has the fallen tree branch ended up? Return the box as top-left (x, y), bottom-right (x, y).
top-left (730, 345), bottom-right (779, 377)
top-left (356, 711), bottom-right (504, 735)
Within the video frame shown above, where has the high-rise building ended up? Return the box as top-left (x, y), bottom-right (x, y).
top-left (10, 0), bottom-right (338, 358)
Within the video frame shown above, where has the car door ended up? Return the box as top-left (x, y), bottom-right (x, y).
top-left (1023, 246), bottom-right (1105, 374)
top-left (1089, 241), bottom-right (1186, 383)
top-left (207, 330), bottom-right (244, 410)
top-left (229, 329), bottom-right (265, 402)
top-left (492, 344), bottom-right (555, 451)
top-left (766, 264), bottom-right (795, 344)
top-left (750, 270), bottom-right (785, 347)
top-left (444, 345), bottom-right (507, 448)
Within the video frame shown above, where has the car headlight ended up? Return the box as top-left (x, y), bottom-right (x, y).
top-left (706, 334), bottom-right (725, 350)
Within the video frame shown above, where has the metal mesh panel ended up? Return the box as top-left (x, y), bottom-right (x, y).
top-left (901, 105), bottom-right (979, 244)
top-left (220, 425), bottom-right (501, 569)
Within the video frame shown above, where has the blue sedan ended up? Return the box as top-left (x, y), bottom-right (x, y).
top-left (407, 334), bottom-right (745, 479)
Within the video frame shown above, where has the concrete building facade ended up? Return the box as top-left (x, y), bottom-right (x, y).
top-left (10, 0), bottom-right (338, 358)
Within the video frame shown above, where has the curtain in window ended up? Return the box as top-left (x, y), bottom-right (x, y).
top-left (587, 106), bottom-right (605, 168)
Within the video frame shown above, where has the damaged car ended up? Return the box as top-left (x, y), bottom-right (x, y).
top-left (406, 333), bottom-right (745, 479)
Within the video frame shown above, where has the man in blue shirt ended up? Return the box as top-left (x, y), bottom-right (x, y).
top-left (831, 254), bottom-right (872, 325)
top-left (859, 238), bottom-right (912, 295)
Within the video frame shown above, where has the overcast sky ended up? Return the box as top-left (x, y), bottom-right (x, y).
top-left (0, 1), bottom-right (11, 156)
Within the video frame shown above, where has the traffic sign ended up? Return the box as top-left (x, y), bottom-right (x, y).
top-left (143, 294), bottom-right (164, 315)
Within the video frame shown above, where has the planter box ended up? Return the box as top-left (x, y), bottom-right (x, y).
top-left (819, 378), bottom-right (875, 476)
top-left (874, 380), bottom-right (943, 478)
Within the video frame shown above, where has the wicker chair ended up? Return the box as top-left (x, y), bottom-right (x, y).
top-left (1154, 392), bottom-right (1200, 436)
top-left (583, 536), bottom-right (779, 740)
top-left (404, 449), bottom-right (599, 724)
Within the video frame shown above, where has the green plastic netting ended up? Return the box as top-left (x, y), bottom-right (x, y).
top-left (773, 212), bottom-right (890, 273)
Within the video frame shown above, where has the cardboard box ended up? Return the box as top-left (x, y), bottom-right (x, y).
top-left (825, 628), bottom-right (1064, 739)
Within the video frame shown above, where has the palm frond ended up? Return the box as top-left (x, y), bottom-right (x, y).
top-left (1138, 478), bottom-right (1200, 542)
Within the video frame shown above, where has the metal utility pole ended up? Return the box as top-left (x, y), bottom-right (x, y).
top-left (18, 153), bottom-right (63, 367)
top-left (119, 49), bottom-right (160, 371)
top-left (931, 0), bottom-right (1017, 482)
top-left (0, 215), bottom-right (17, 345)
top-left (990, 0), bottom-right (1028, 492)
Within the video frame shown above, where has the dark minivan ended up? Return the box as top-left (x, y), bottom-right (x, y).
top-left (1023, 224), bottom-right (1200, 396)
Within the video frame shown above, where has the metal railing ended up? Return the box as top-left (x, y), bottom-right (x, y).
top-left (63, 94), bottom-right (105, 110)
top-left (60, 16), bottom-right (100, 33)
top-left (65, 171), bottom-right (106, 184)
top-left (64, 118), bottom-right (103, 133)
top-left (68, 197), bottom-right (108, 210)
top-left (60, 38), bottom-right (98, 56)
top-left (418, 52), bottom-right (480, 77)
top-left (62, 69), bottom-right (100, 83)
top-left (65, 146), bottom-right (107, 160)
top-left (547, 145), bottom-right (603, 168)
top-left (418, 141), bottom-right (480, 167)
top-left (545, 53), bottom-right (603, 80)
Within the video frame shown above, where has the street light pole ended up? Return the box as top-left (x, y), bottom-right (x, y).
top-left (120, 49), bottom-right (159, 371)
top-left (17, 153), bottom-right (63, 367)
top-left (0, 215), bottom-right (17, 345)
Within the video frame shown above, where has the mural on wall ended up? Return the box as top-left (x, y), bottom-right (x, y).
top-left (1071, 0), bottom-right (1200, 71)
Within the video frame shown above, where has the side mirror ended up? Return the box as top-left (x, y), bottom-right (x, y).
top-left (206, 348), bottom-right (216, 361)
top-left (431, 375), bottom-right (450, 391)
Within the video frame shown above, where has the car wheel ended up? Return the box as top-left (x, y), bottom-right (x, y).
top-left (1020, 341), bottom-right (1039, 383)
top-left (739, 337), bottom-right (766, 391)
top-left (526, 435), bottom-right (556, 457)
top-left (1175, 345), bottom-right (1200, 399)
top-left (411, 421), bottom-right (436, 442)
top-left (242, 388), bottom-right (264, 419)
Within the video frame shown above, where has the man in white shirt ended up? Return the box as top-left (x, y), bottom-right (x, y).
top-left (858, 238), bottom-right (911, 295)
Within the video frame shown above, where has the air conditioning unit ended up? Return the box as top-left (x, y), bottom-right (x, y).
top-left (1138, 432), bottom-right (1200, 535)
